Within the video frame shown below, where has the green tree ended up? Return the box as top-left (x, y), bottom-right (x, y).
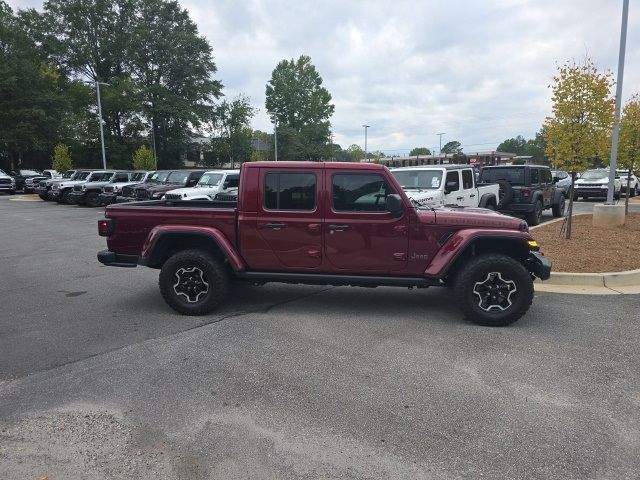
top-left (409, 147), bottom-right (431, 156)
top-left (497, 135), bottom-right (527, 154)
top-left (441, 140), bottom-right (461, 154)
top-left (618, 93), bottom-right (640, 215)
top-left (346, 144), bottom-right (365, 162)
top-left (251, 130), bottom-right (273, 161)
top-left (209, 95), bottom-right (256, 167)
top-left (543, 58), bottom-right (614, 238)
top-left (0, 2), bottom-right (83, 169)
top-left (265, 55), bottom-right (334, 161)
top-left (497, 132), bottom-right (547, 164)
top-left (132, 145), bottom-right (155, 170)
top-left (51, 143), bottom-right (72, 171)
top-left (126, 0), bottom-right (222, 167)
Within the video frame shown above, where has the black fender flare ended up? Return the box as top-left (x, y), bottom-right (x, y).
top-left (478, 193), bottom-right (497, 208)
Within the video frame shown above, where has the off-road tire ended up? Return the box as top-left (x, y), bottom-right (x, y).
top-left (630, 186), bottom-right (637, 197)
top-left (85, 191), bottom-right (101, 207)
top-left (525, 200), bottom-right (543, 226)
top-left (552, 195), bottom-right (565, 217)
top-left (453, 254), bottom-right (534, 327)
top-left (59, 190), bottom-right (72, 204)
top-left (39, 194), bottom-right (48, 200)
top-left (159, 249), bottom-right (229, 315)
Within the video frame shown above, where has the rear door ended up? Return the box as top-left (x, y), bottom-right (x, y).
top-left (255, 168), bottom-right (323, 269)
top-left (540, 169), bottom-right (553, 206)
top-left (323, 170), bottom-right (408, 273)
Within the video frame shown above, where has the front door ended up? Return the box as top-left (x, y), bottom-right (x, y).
top-left (255, 169), bottom-right (323, 269)
top-left (323, 171), bottom-right (409, 273)
top-left (443, 170), bottom-right (463, 205)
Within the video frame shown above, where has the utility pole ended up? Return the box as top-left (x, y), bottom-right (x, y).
top-left (274, 108), bottom-right (278, 162)
top-left (606, 0), bottom-right (629, 205)
top-left (362, 125), bottom-right (370, 161)
top-left (437, 132), bottom-right (446, 157)
top-left (85, 80), bottom-right (110, 170)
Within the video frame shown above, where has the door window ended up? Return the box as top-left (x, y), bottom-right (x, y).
top-left (332, 174), bottom-right (391, 212)
top-left (530, 169), bottom-right (540, 184)
top-left (445, 171), bottom-right (460, 191)
top-left (462, 170), bottom-right (474, 189)
top-left (264, 173), bottom-right (316, 210)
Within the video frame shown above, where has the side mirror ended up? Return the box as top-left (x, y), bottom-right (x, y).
top-left (552, 177), bottom-right (560, 183)
top-left (444, 181), bottom-right (458, 194)
top-left (386, 194), bottom-right (403, 217)
top-left (222, 181), bottom-right (230, 190)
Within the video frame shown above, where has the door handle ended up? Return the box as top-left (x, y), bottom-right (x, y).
top-left (456, 196), bottom-right (464, 200)
top-left (329, 224), bottom-right (349, 231)
top-left (265, 222), bottom-right (287, 230)
top-left (469, 194), bottom-right (476, 198)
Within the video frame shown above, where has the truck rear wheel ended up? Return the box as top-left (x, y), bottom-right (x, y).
top-left (552, 195), bottom-right (565, 217)
top-left (453, 254), bottom-right (534, 327)
top-left (159, 249), bottom-right (229, 315)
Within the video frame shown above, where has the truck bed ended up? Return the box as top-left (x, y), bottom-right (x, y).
top-left (105, 200), bottom-right (238, 256)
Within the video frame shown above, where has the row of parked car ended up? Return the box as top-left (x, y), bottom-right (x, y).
top-left (15, 168), bottom-right (241, 207)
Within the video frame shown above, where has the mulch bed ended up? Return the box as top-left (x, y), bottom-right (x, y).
top-left (531, 213), bottom-right (640, 273)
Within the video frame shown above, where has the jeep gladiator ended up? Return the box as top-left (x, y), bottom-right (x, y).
top-left (98, 162), bottom-right (551, 326)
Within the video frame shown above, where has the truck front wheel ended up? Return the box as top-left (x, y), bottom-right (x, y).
top-left (453, 254), bottom-right (534, 327)
top-left (159, 249), bottom-right (229, 315)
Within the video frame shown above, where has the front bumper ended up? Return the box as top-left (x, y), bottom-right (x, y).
top-left (576, 187), bottom-right (608, 197)
top-left (98, 193), bottom-right (117, 205)
top-left (525, 252), bottom-right (552, 280)
top-left (97, 249), bottom-right (139, 268)
top-left (68, 191), bottom-right (86, 204)
top-left (48, 190), bottom-right (61, 200)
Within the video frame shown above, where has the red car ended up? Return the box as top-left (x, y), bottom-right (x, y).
top-left (98, 162), bottom-right (550, 326)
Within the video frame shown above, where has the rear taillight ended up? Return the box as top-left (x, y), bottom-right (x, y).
top-left (521, 188), bottom-right (531, 199)
top-left (98, 218), bottom-right (114, 237)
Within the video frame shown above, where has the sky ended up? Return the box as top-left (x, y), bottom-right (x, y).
top-left (7, 0), bottom-right (640, 155)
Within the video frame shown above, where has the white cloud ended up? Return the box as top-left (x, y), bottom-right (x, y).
top-left (8, 0), bottom-right (640, 154)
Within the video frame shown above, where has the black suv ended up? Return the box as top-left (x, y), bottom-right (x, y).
top-left (479, 165), bottom-right (565, 226)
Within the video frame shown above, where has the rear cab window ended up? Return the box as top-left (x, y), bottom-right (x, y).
top-left (264, 173), bottom-right (316, 210)
top-left (480, 167), bottom-right (525, 186)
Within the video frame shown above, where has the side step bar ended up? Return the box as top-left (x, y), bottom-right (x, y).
top-left (235, 271), bottom-right (442, 288)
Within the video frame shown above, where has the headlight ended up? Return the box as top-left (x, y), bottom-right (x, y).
top-left (152, 192), bottom-right (163, 198)
top-left (113, 186), bottom-right (119, 192)
top-left (82, 185), bottom-right (87, 191)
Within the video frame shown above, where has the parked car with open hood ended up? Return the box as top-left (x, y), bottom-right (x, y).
top-left (164, 170), bottom-right (239, 201)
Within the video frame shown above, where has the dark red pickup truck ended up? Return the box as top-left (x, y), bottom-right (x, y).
top-left (98, 162), bottom-right (551, 326)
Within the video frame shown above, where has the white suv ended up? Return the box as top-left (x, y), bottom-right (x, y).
top-left (616, 170), bottom-right (638, 197)
top-left (164, 170), bottom-right (240, 201)
top-left (574, 169), bottom-right (621, 200)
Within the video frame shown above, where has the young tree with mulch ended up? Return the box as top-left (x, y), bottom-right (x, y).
top-left (132, 145), bottom-right (155, 171)
top-left (543, 58), bottom-right (615, 239)
top-left (51, 143), bottom-right (72, 172)
top-left (618, 93), bottom-right (640, 215)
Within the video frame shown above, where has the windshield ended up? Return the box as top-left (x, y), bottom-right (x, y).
top-left (63, 171), bottom-right (75, 179)
top-left (392, 170), bottom-right (443, 190)
top-left (581, 170), bottom-right (608, 180)
top-left (130, 172), bottom-right (145, 182)
top-left (166, 171), bottom-right (190, 185)
top-left (197, 173), bottom-right (224, 187)
top-left (20, 170), bottom-right (41, 176)
top-left (147, 171), bottom-right (169, 183)
top-left (88, 172), bottom-right (114, 182)
top-left (75, 171), bottom-right (91, 181)
top-left (480, 167), bottom-right (525, 185)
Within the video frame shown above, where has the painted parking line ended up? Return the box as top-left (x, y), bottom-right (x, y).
top-left (9, 195), bottom-right (43, 202)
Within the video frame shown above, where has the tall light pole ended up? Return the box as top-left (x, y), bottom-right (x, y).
top-left (606, 0), bottom-right (629, 205)
top-left (273, 108), bottom-right (278, 161)
top-left (362, 124), bottom-right (370, 161)
top-left (143, 101), bottom-right (158, 169)
top-left (85, 80), bottom-right (110, 170)
top-left (437, 132), bottom-right (446, 156)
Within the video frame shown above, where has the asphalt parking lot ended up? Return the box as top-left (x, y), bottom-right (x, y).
top-left (1, 195), bottom-right (639, 479)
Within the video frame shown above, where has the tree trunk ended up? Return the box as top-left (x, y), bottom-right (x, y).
top-left (566, 172), bottom-right (576, 240)
top-left (625, 169), bottom-right (631, 215)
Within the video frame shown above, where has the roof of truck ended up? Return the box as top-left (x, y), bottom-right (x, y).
top-left (391, 165), bottom-right (474, 171)
top-left (244, 161), bottom-right (386, 170)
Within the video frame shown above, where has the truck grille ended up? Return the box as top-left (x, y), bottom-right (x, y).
top-left (214, 193), bottom-right (238, 202)
top-left (103, 186), bottom-right (115, 193)
top-left (165, 193), bottom-right (182, 201)
top-left (135, 188), bottom-right (150, 200)
top-left (0, 178), bottom-right (11, 185)
top-left (73, 185), bottom-right (83, 192)
top-left (578, 183), bottom-right (606, 188)
top-left (121, 186), bottom-right (133, 197)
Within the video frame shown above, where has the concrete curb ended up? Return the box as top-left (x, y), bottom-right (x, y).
top-left (530, 213), bottom-right (640, 295)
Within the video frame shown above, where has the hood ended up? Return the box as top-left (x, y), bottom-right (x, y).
top-left (145, 184), bottom-right (183, 194)
top-left (58, 179), bottom-right (89, 188)
top-left (166, 186), bottom-right (220, 197)
top-left (418, 206), bottom-right (528, 231)
top-left (404, 189), bottom-right (444, 206)
top-left (576, 176), bottom-right (609, 184)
